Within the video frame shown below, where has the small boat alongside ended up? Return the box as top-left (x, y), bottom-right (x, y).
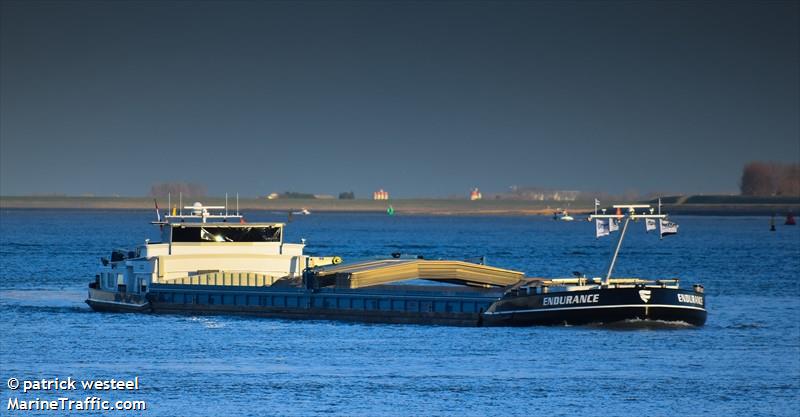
top-left (554, 209), bottom-right (575, 221)
top-left (86, 201), bottom-right (706, 326)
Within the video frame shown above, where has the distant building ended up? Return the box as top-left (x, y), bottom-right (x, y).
top-left (313, 194), bottom-right (335, 200)
top-left (373, 189), bottom-right (389, 200)
top-left (470, 188), bottom-right (482, 201)
top-left (267, 193), bottom-right (280, 200)
top-left (499, 187), bottom-right (580, 201)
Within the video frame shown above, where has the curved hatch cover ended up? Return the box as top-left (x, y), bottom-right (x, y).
top-left (314, 259), bottom-right (524, 289)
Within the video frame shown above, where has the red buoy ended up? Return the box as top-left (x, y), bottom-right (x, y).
top-left (786, 212), bottom-right (796, 226)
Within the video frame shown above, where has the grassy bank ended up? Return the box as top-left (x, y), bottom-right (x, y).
top-left (0, 196), bottom-right (586, 215)
top-left (1, 195), bottom-right (797, 216)
top-left (649, 195), bottom-right (800, 216)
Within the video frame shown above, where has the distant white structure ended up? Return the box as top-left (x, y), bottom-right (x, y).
top-left (373, 189), bottom-right (389, 200)
top-left (470, 188), bottom-right (482, 201)
top-left (505, 187), bottom-right (579, 201)
top-left (267, 193), bottom-right (280, 200)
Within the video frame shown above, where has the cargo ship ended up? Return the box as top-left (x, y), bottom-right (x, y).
top-left (86, 202), bottom-right (707, 326)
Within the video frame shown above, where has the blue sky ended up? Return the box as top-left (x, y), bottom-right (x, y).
top-left (1, 1), bottom-right (798, 197)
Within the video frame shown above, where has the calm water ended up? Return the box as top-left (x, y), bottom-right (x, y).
top-left (1, 210), bottom-right (798, 416)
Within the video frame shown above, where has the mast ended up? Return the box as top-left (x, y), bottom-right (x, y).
top-left (590, 204), bottom-right (665, 286)
top-left (605, 215), bottom-right (630, 284)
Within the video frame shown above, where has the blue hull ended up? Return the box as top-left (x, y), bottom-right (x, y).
top-left (90, 284), bottom-right (707, 327)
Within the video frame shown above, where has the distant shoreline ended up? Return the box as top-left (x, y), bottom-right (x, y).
top-left (1, 196), bottom-right (798, 216)
top-left (0, 196), bottom-right (576, 216)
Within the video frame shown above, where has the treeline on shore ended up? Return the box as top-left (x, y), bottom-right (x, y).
top-left (739, 161), bottom-right (799, 197)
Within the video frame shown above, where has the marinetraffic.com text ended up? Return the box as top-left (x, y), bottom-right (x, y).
top-left (6, 377), bottom-right (147, 412)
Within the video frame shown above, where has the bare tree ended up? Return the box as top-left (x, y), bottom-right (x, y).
top-left (740, 162), bottom-right (800, 196)
top-left (776, 164), bottom-right (800, 196)
top-left (740, 162), bottom-right (774, 196)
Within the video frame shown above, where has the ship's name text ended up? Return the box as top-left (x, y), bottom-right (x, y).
top-left (677, 294), bottom-right (703, 305)
top-left (542, 294), bottom-right (600, 306)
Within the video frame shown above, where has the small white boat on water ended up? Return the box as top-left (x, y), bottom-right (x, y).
top-left (555, 210), bottom-right (574, 221)
top-left (292, 208), bottom-right (311, 215)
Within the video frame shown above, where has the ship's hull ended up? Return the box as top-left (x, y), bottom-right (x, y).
top-left (144, 285), bottom-right (495, 326)
top-left (484, 287), bottom-right (706, 326)
top-left (486, 305), bottom-right (706, 326)
top-left (86, 287), bottom-right (151, 313)
top-left (87, 284), bottom-right (706, 326)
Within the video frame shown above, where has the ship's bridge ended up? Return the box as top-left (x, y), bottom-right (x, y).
top-left (153, 202), bottom-right (285, 244)
top-left (166, 222), bottom-right (284, 244)
top-left (141, 220), bottom-right (304, 284)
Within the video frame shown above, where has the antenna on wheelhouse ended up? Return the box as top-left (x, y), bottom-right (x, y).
top-left (225, 193), bottom-right (229, 216)
top-left (236, 193), bottom-right (239, 215)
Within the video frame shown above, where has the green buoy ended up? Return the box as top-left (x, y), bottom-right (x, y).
top-left (387, 205), bottom-right (395, 216)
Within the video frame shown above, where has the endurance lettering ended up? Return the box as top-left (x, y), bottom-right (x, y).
top-left (677, 294), bottom-right (703, 305)
top-left (542, 294), bottom-right (600, 306)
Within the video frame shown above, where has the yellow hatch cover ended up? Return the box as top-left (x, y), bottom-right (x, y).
top-left (314, 259), bottom-right (525, 289)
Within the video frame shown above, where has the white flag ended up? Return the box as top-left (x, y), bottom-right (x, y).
top-left (646, 218), bottom-right (657, 232)
top-left (660, 219), bottom-right (678, 238)
top-left (609, 218), bottom-right (620, 232)
top-left (595, 219), bottom-right (610, 238)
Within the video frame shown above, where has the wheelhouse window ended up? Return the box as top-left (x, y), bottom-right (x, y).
top-left (171, 226), bottom-right (281, 242)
